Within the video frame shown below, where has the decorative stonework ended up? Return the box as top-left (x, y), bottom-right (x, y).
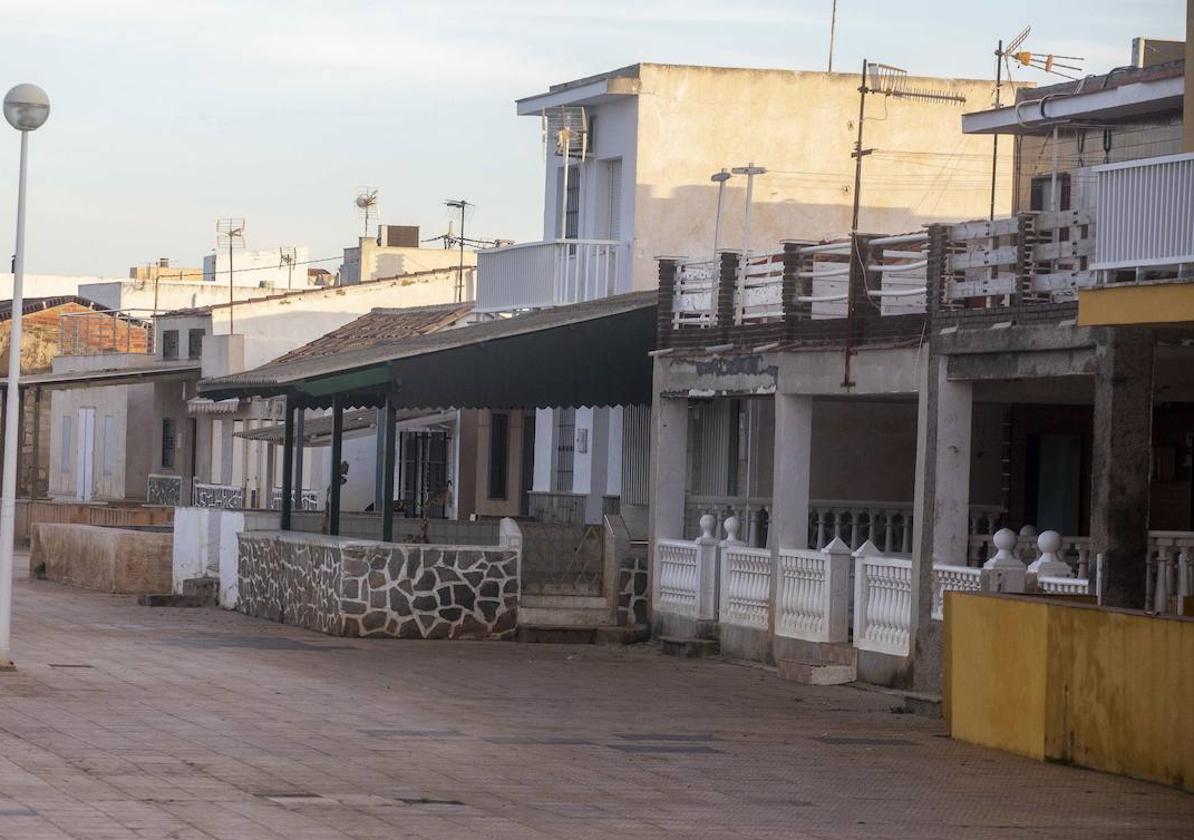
top-left (147, 473), bottom-right (182, 506)
top-left (617, 554), bottom-right (649, 626)
top-left (237, 532), bottom-right (518, 640)
top-left (193, 481), bottom-right (244, 510)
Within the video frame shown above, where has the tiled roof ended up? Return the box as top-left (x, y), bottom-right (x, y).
top-left (0, 295), bottom-right (110, 321)
top-left (271, 301), bottom-right (474, 364)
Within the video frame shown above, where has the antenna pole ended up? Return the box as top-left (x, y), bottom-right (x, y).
top-left (828, 0), bottom-right (838, 72)
top-left (711, 168), bottom-right (731, 254)
top-left (558, 153), bottom-right (570, 240)
top-left (228, 231), bottom-right (234, 333)
top-left (845, 58), bottom-right (871, 388)
top-left (458, 201), bottom-right (466, 302)
top-left (990, 39), bottom-right (1003, 220)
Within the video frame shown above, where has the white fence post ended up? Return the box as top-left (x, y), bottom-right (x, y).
top-left (1026, 530), bottom-right (1072, 590)
top-left (983, 528), bottom-right (1026, 594)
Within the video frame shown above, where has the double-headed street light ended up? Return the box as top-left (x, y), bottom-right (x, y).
top-left (0, 84), bottom-right (50, 670)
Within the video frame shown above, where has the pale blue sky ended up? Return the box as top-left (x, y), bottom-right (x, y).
top-left (0, 0), bottom-right (1184, 277)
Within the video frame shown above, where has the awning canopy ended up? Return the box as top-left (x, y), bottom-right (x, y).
top-left (199, 291), bottom-right (657, 410)
top-left (237, 408), bottom-right (455, 445)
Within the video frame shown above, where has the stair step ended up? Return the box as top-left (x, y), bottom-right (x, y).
top-left (519, 605), bottom-right (615, 627)
top-left (517, 624), bottom-right (650, 646)
top-left (137, 592), bottom-right (210, 608)
top-left (521, 594), bottom-right (608, 610)
top-left (659, 636), bottom-right (720, 659)
top-left (778, 658), bottom-right (856, 686)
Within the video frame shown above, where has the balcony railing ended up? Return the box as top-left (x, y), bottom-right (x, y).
top-left (1094, 151), bottom-right (1194, 279)
top-left (475, 238), bottom-right (630, 313)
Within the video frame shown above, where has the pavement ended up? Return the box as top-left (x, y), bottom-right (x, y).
top-left (0, 552), bottom-right (1190, 839)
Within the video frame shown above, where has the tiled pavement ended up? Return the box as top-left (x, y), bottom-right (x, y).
top-left (0, 555), bottom-right (1190, 839)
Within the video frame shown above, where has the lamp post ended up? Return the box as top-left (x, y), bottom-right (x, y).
top-left (0, 84), bottom-right (50, 670)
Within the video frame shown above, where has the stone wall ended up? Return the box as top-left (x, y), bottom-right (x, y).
top-left (237, 531), bottom-right (518, 640)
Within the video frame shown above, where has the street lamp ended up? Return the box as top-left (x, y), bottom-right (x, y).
top-left (0, 84), bottom-right (50, 670)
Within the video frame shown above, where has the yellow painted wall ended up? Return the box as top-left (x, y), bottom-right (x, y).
top-left (1078, 283), bottom-right (1194, 327)
top-left (946, 592), bottom-right (1194, 792)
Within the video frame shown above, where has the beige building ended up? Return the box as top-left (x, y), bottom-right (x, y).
top-left (341, 225), bottom-right (477, 293)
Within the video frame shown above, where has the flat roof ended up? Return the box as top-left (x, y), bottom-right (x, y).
top-left (2, 361), bottom-right (200, 390)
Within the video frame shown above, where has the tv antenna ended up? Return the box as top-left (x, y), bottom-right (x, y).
top-left (354, 187), bottom-right (380, 237)
top-left (279, 246), bottom-right (298, 289)
top-left (541, 106), bottom-right (589, 239)
top-left (444, 199), bottom-right (474, 303)
top-left (843, 60), bottom-right (965, 387)
top-left (216, 218), bottom-right (245, 331)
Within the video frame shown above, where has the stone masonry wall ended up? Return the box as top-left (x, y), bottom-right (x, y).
top-left (237, 532), bottom-right (518, 640)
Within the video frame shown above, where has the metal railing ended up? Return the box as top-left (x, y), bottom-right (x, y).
top-left (476, 239), bottom-right (630, 312)
top-left (1095, 151), bottom-right (1194, 280)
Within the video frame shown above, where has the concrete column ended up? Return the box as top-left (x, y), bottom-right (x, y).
top-left (911, 351), bottom-right (972, 687)
top-left (605, 406), bottom-right (624, 498)
top-left (1091, 329), bottom-right (1154, 609)
top-left (575, 407), bottom-right (610, 524)
top-left (649, 391), bottom-right (689, 617)
top-left (771, 394), bottom-right (813, 550)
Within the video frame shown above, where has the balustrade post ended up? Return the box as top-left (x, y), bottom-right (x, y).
top-left (695, 514), bottom-right (720, 622)
top-left (716, 251), bottom-right (739, 341)
top-left (822, 537), bottom-right (852, 644)
top-left (982, 528), bottom-right (1026, 593)
top-left (1026, 530), bottom-right (1072, 590)
top-left (1179, 549), bottom-right (1194, 599)
top-left (1154, 547), bottom-right (1173, 614)
top-left (657, 258), bottom-right (678, 347)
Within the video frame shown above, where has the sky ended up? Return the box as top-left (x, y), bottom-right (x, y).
top-left (0, 0), bottom-right (1185, 278)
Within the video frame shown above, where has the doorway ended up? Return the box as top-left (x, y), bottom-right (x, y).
top-left (75, 407), bottom-right (95, 501)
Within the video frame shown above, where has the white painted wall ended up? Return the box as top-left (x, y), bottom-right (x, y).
top-left (203, 247), bottom-right (311, 289)
top-left (0, 273), bottom-right (127, 305)
top-left (172, 506), bottom-right (281, 607)
top-left (78, 278), bottom-right (280, 313)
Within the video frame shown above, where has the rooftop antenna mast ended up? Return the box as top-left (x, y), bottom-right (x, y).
top-left (279, 246), bottom-right (297, 289)
top-left (542, 105), bottom-right (590, 240)
top-left (444, 199), bottom-right (474, 303)
top-left (827, 0), bottom-right (838, 72)
top-left (987, 26), bottom-right (1031, 219)
top-left (844, 61), bottom-right (965, 386)
top-left (216, 218), bottom-right (245, 332)
top-left (355, 187), bottom-right (380, 238)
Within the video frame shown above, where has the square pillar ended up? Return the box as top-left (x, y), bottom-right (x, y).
top-left (280, 401), bottom-right (295, 530)
top-left (329, 395), bottom-right (344, 536)
top-left (649, 387), bottom-right (689, 623)
top-left (532, 408), bottom-right (555, 493)
top-left (771, 394), bottom-right (813, 550)
top-left (380, 398), bottom-right (397, 543)
top-left (1091, 329), bottom-right (1154, 609)
top-left (912, 352), bottom-right (972, 686)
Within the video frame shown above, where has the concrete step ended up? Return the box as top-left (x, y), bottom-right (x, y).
top-left (659, 636), bottom-right (720, 659)
top-left (137, 592), bottom-right (210, 608)
top-left (521, 594), bottom-right (608, 610)
top-left (778, 658), bottom-right (857, 685)
top-left (517, 624), bottom-right (649, 646)
top-left (519, 605), bottom-right (615, 628)
top-left (852, 682), bottom-right (943, 719)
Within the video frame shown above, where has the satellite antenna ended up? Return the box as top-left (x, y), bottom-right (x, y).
top-left (279, 246), bottom-right (298, 289)
top-left (216, 218), bottom-right (245, 331)
top-left (354, 186), bottom-right (380, 237)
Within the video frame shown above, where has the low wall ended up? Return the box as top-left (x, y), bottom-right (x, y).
top-left (288, 511), bottom-right (500, 546)
top-left (237, 530), bottom-right (519, 639)
top-left (17, 500), bottom-right (174, 544)
top-left (945, 592), bottom-right (1194, 793)
top-left (173, 507), bottom-right (282, 608)
top-left (31, 523), bottom-right (172, 594)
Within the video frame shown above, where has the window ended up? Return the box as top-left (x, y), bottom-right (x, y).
top-left (487, 412), bottom-right (509, 500)
top-left (60, 415), bottom-right (72, 473)
top-left (161, 417), bottom-right (176, 470)
top-left (562, 164), bottom-right (580, 239)
top-left (161, 329), bottom-right (179, 360)
top-left (1029, 173), bottom-right (1071, 213)
top-left (554, 408), bottom-right (575, 492)
top-left (187, 328), bottom-right (205, 360)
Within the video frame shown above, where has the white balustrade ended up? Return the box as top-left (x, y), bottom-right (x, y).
top-left (1038, 576), bottom-right (1093, 596)
top-left (852, 541), bottom-right (914, 657)
top-left (475, 238), bottom-right (629, 313)
top-left (931, 564), bottom-right (982, 621)
top-left (775, 538), bottom-right (851, 643)
top-left (720, 544), bottom-right (772, 630)
top-left (656, 539), bottom-right (701, 618)
top-left (671, 260), bottom-right (718, 328)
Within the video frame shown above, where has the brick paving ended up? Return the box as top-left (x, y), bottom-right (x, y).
top-left (0, 554), bottom-right (1190, 839)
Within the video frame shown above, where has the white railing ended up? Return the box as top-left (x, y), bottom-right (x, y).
top-left (683, 496), bottom-right (772, 547)
top-left (931, 564), bottom-right (982, 621)
top-left (475, 239), bottom-right (629, 312)
top-left (809, 502), bottom-right (914, 553)
top-left (656, 539), bottom-right (702, 618)
top-left (1147, 531), bottom-right (1194, 614)
top-left (671, 259), bottom-right (717, 328)
top-left (736, 254), bottom-right (784, 324)
top-left (1038, 575), bottom-right (1092, 596)
top-left (853, 543), bottom-right (913, 657)
top-left (776, 540), bottom-right (851, 643)
top-left (719, 545), bottom-right (771, 629)
top-left (870, 234), bottom-right (928, 317)
top-left (1095, 152), bottom-right (1194, 276)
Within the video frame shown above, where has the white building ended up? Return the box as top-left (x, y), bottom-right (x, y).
top-left (340, 225), bottom-right (477, 291)
top-left (203, 246), bottom-right (312, 290)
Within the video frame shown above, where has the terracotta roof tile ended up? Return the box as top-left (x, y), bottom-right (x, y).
top-left (272, 301), bottom-right (473, 363)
